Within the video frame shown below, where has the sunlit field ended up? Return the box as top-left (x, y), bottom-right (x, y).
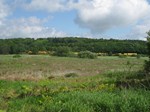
top-left (0, 55), bottom-right (149, 112)
top-left (0, 55), bottom-right (147, 80)
top-left (1, 0), bottom-right (150, 111)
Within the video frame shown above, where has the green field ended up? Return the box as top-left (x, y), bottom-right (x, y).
top-left (0, 55), bottom-right (147, 80)
top-left (0, 55), bottom-right (150, 112)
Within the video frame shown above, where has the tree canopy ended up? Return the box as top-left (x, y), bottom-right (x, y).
top-left (0, 37), bottom-right (147, 54)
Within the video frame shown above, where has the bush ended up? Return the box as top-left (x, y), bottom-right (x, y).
top-left (78, 51), bottom-right (97, 59)
top-left (136, 54), bottom-right (141, 59)
top-left (118, 55), bottom-right (127, 58)
top-left (64, 73), bottom-right (78, 78)
top-left (144, 60), bottom-right (150, 74)
top-left (144, 31), bottom-right (150, 75)
top-left (13, 54), bottom-right (21, 58)
top-left (53, 46), bottom-right (71, 57)
top-left (108, 52), bottom-right (112, 56)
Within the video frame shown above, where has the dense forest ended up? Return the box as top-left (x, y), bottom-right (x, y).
top-left (0, 37), bottom-right (147, 54)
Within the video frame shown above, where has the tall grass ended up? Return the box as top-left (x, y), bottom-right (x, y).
top-left (0, 70), bottom-right (150, 112)
top-left (5, 90), bottom-right (150, 112)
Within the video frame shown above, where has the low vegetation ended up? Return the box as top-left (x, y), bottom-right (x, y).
top-left (144, 32), bottom-right (150, 75)
top-left (0, 55), bottom-right (149, 112)
top-left (0, 70), bottom-right (150, 112)
top-left (0, 55), bottom-right (147, 80)
top-left (13, 54), bottom-right (21, 58)
top-left (78, 51), bottom-right (97, 59)
top-left (64, 73), bottom-right (79, 78)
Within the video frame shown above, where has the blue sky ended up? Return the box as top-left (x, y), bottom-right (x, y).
top-left (0, 0), bottom-right (150, 40)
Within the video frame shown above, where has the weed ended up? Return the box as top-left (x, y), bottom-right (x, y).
top-left (64, 73), bottom-right (79, 78)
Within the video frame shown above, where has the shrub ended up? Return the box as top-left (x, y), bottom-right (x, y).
top-left (67, 52), bottom-right (77, 57)
top-left (53, 46), bottom-right (71, 57)
top-left (13, 54), bottom-right (21, 58)
top-left (78, 51), bottom-right (97, 59)
top-left (108, 52), bottom-right (112, 56)
top-left (118, 55), bottom-right (127, 58)
top-left (64, 73), bottom-right (79, 78)
top-left (47, 76), bottom-right (55, 80)
top-left (136, 54), bottom-right (141, 59)
top-left (144, 60), bottom-right (150, 74)
top-left (144, 31), bottom-right (150, 75)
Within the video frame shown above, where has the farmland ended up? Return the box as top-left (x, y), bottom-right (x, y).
top-left (0, 55), bottom-right (150, 112)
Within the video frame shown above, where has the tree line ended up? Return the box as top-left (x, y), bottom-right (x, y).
top-left (0, 37), bottom-right (148, 54)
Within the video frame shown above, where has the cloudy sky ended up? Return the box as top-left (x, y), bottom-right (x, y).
top-left (0, 0), bottom-right (150, 40)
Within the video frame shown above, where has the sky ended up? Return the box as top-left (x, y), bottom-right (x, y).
top-left (0, 0), bottom-right (150, 40)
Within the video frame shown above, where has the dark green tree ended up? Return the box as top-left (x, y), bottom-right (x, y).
top-left (0, 44), bottom-right (10, 54)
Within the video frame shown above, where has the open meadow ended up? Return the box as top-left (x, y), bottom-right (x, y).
top-left (0, 55), bottom-right (150, 112)
top-left (1, 0), bottom-right (150, 111)
top-left (0, 55), bottom-right (147, 80)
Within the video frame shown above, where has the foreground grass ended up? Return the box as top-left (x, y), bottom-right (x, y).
top-left (0, 71), bottom-right (150, 112)
top-left (4, 90), bottom-right (150, 112)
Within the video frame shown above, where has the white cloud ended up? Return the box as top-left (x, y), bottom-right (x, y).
top-left (23, 0), bottom-right (150, 40)
top-left (0, 0), bottom-right (10, 25)
top-left (0, 17), bottom-right (67, 38)
top-left (1, 0), bottom-right (150, 39)
top-left (126, 16), bottom-right (150, 40)
top-left (25, 0), bottom-right (73, 12)
top-left (75, 0), bottom-right (150, 33)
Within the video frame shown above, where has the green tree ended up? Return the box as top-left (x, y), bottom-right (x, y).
top-left (53, 46), bottom-right (71, 57)
top-left (0, 38), bottom-right (148, 55)
top-left (0, 44), bottom-right (10, 54)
